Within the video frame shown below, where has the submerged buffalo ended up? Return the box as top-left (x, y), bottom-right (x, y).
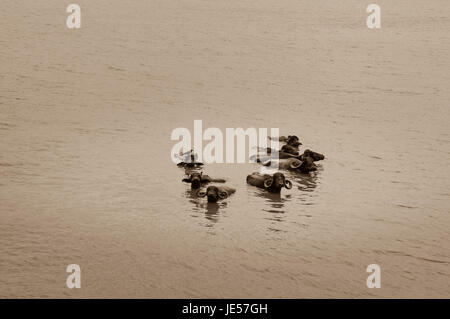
top-left (252, 148), bottom-right (324, 173)
top-left (197, 186), bottom-right (236, 203)
top-left (300, 149), bottom-right (325, 162)
top-left (267, 135), bottom-right (302, 155)
top-left (285, 136), bottom-right (302, 148)
top-left (281, 144), bottom-right (300, 155)
top-left (250, 150), bottom-right (299, 164)
top-left (246, 172), bottom-right (292, 193)
top-left (182, 172), bottom-right (226, 189)
top-left (263, 157), bottom-right (317, 173)
top-left (269, 135), bottom-right (302, 147)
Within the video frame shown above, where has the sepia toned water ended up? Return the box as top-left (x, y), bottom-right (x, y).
top-left (1, 0), bottom-right (449, 298)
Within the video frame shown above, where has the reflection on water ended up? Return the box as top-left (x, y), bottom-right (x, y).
top-left (204, 202), bottom-right (226, 223)
top-left (181, 165), bottom-right (203, 176)
top-left (184, 188), bottom-right (200, 202)
top-left (183, 187), bottom-right (229, 224)
top-left (290, 170), bottom-right (319, 192)
top-left (254, 187), bottom-right (289, 214)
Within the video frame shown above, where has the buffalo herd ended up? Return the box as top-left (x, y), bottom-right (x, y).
top-left (179, 135), bottom-right (324, 203)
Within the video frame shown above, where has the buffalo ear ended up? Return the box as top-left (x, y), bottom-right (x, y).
top-left (197, 190), bottom-right (207, 197)
top-left (219, 191), bottom-right (228, 199)
top-left (264, 178), bottom-right (273, 188)
top-left (182, 178), bottom-right (191, 183)
top-left (284, 179), bottom-right (292, 189)
top-left (290, 159), bottom-right (302, 169)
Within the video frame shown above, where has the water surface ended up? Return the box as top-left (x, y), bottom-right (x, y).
top-left (1, 0), bottom-right (449, 298)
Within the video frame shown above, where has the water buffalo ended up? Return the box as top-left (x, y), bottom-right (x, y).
top-left (246, 172), bottom-right (292, 193)
top-left (285, 135), bottom-right (302, 148)
top-left (281, 144), bottom-right (300, 155)
top-left (182, 172), bottom-right (226, 189)
top-left (197, 186), bottom-right (236, 203)
top-left (269, 135), bottom-right (302, 146)
top-left (250, 150), bottom-right (299, 164)
top-left (300, 149), bottom-right (325, 162)
top-left (264, 157), bottom-right (317, 173)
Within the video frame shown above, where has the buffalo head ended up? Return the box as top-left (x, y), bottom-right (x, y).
top-left (286, 135), bottom-right (302, 147)
top-left (302, 149), bottom-right (325, 161)
top-left (264, 172), bottom-right (292, 193)
top-left (197, 186), bottom-right (229, 203)
top-left (182, 172), bottom-right (203, 189)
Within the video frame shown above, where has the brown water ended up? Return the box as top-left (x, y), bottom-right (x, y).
top-left (1, 0), bottom-right (449, 298)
